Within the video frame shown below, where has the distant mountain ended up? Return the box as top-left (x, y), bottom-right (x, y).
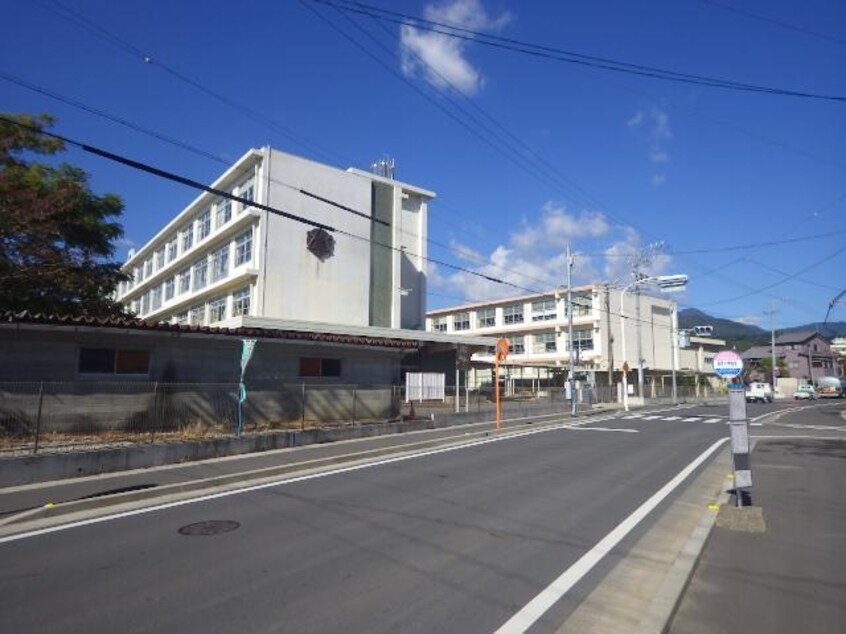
top-left (678, 308), bottom-right (767, 351)
top-left (779, 322), bottom-right (846, 338)
top-left (678, 309), bottom-right (846, 351)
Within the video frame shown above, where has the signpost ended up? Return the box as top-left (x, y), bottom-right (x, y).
top-left (456, 345), bottom-right (472, 413)
top-left (712, 350), bottom-right (752, 506)
top-left (494, 338), bottom-right (509, 430)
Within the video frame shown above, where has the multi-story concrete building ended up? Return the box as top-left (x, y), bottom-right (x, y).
top-left (117, 148), bottom-right (434, 331)
top-left (425, 285), bottom-right (688, 391)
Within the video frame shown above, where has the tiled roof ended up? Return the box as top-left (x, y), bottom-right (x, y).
top-left (741, 346), bottom-right (773, 359)
top-left (0, 311), bottom-right (420, 350)
top-left (774, 330), bottom-right (829, 345)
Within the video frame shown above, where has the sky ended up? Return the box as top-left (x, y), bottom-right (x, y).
top-left (3, 0), bottom-right (845, 331)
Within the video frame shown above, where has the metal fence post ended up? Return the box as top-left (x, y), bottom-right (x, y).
top-left (150, 381), bottom-right (159, 443)
top-left (301, 383), bottom-right (306, 431)
top-left (32, 382), bottom-right (45, 455)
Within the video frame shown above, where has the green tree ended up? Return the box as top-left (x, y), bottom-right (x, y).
top-left (0, 113), bottom-right (129, 317)
top-left (755, 356), bottom-right (790, 379)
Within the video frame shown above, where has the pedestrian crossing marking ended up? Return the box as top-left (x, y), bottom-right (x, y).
top-left (778, 423), bottom-right (845, 431)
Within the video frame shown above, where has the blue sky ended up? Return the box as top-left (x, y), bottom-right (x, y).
top-left (3, 0), bottom-right (845, 330)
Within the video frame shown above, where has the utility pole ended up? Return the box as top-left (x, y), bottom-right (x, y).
top-left (765, 301), bottom-right (778, 393)
top-left (636, 286), bottom-right (644, 399)
top-left (605, 285), bottom-right (613, 387)
top-left (670, 303), bottom-right (678, 404)
top-left (566, 245), bottom-right (576, 417)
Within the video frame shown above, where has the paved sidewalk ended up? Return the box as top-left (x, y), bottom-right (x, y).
top-left (670, 438), bottom-right (846, 634)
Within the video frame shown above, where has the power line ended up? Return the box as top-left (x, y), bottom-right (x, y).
top-left (3, 115), bottom-right (685, 332)
top-left (310, 0), bottom-right (846, 103)
top-left (38, 0), bottom-right (353, 168)
top-left (35, 0), bottom-right (787, 303)
top-left (696, 243), bottom-right (846, 307)
top-left (2, 72), bottom-right (571, 290)
top-left (699, 0), bottom-right (846, 47)
top-left (1, 116), bottom-right (542, 297)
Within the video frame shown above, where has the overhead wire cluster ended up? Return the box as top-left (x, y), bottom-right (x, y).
top-left (308, 0), bottom-right (846, 102)
top-left (14, 0), bottom-right (846, 324)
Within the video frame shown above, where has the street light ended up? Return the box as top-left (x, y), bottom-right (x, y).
top-left (619, 274), bottom-right (688, 410)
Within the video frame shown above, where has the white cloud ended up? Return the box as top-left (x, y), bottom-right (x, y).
top-left (628, 106), bottom-right (673, 183)
top-left (603, 228), bottom-right (672, 283)
top-left (735, 315), bottom-right (763, 326)
top-left (448, 238), bottom-right (484, 263)
top-left (433, 201), bottom-right (614, 302)
top-left (400, 0), bottom-right (511, 95)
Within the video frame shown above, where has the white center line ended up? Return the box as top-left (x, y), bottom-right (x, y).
top-left (704, 418), bottom-right (722, 423)
top-left (682, 417), bottom-right (700, 422)
top-left (492, 437), bottom-right (729, 634)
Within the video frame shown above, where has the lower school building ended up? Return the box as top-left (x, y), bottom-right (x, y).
top-left (0, 312), bottom-right (493, 433)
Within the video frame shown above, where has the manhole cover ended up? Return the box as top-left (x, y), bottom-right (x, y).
top-left (178, 520), bottom-right (240, 536)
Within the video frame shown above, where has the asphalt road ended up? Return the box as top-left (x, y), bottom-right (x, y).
top-left (0, 400), bottom-right (823, 633)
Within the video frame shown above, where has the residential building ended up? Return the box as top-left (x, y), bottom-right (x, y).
top-left (426, 285), bottom-right (696, 391)
top-left (117, 147), bottom-right (435, 331)
top-left (743, 331), bottom-right (835, 383)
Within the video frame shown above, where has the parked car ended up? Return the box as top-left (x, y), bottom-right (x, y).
top-left (793, 385), bottom-right (818, 400)
top-left (816, 376), bottom-right (844, 398)
top-left (745, 382), bottom-right (774, 403)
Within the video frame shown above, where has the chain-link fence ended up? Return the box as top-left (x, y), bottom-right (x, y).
top-left (0, 381), bottom-right (408, 455)
top-left (0, 379), bottom-right (722, 455)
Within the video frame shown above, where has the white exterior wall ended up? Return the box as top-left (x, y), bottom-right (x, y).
top-left (259, 149), bottom-right (374, 326)
top-left (117, 148), bottom-right (434, 330)
top-left (426, 286), bottom-right (680, 377)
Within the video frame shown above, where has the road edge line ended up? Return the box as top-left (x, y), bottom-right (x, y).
top-left (493, 437), bottom-right (729, 634)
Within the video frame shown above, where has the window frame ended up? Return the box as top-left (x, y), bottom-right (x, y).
top-left (503, 304), bottom-right (524, 325)
top-left (78, 348), bottom-right (150, 376)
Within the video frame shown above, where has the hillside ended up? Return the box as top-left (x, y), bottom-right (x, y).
top-left (678, 309), bottom-right (846, 351)
top-left (678, 308), bottom-right (767, 350)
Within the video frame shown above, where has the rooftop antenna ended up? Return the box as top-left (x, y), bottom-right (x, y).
top-left (371, 155), bottom-right (396, 179)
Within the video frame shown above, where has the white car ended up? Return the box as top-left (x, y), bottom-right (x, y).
top-left (745, 382), bottom-right (774, 403)
top-left (793, 385), bottom-right (817, 400)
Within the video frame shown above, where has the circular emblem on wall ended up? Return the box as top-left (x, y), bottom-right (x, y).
top-left (307, 228), bottom-right (335, 261)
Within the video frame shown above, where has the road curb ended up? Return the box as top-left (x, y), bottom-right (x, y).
top-left (637, 453), bottom-right (733, 633)
top-left (0, 411), bottom-right (612, 533)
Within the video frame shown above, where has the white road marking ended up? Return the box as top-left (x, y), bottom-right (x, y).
top-left (704, 418), bottom-right (722, 423)
top-left (682, 417), bottom-right (700, 422)
top-left (750, 423), bottom-right (763, 427)
top-left (778, 424), bottom-right (845, 431)
top-left (0, 417), bottom-right (616, 545)
top-left (642, 415), bottom-right (663, 420)
top-left (663, 416), bottom-right (682, 421)
top-left (492, 437), bottom-right (729, 634)
top-left (622, 414), bottom-right (643, 419)
top-left (566, 427), bottom-right (639, 434)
